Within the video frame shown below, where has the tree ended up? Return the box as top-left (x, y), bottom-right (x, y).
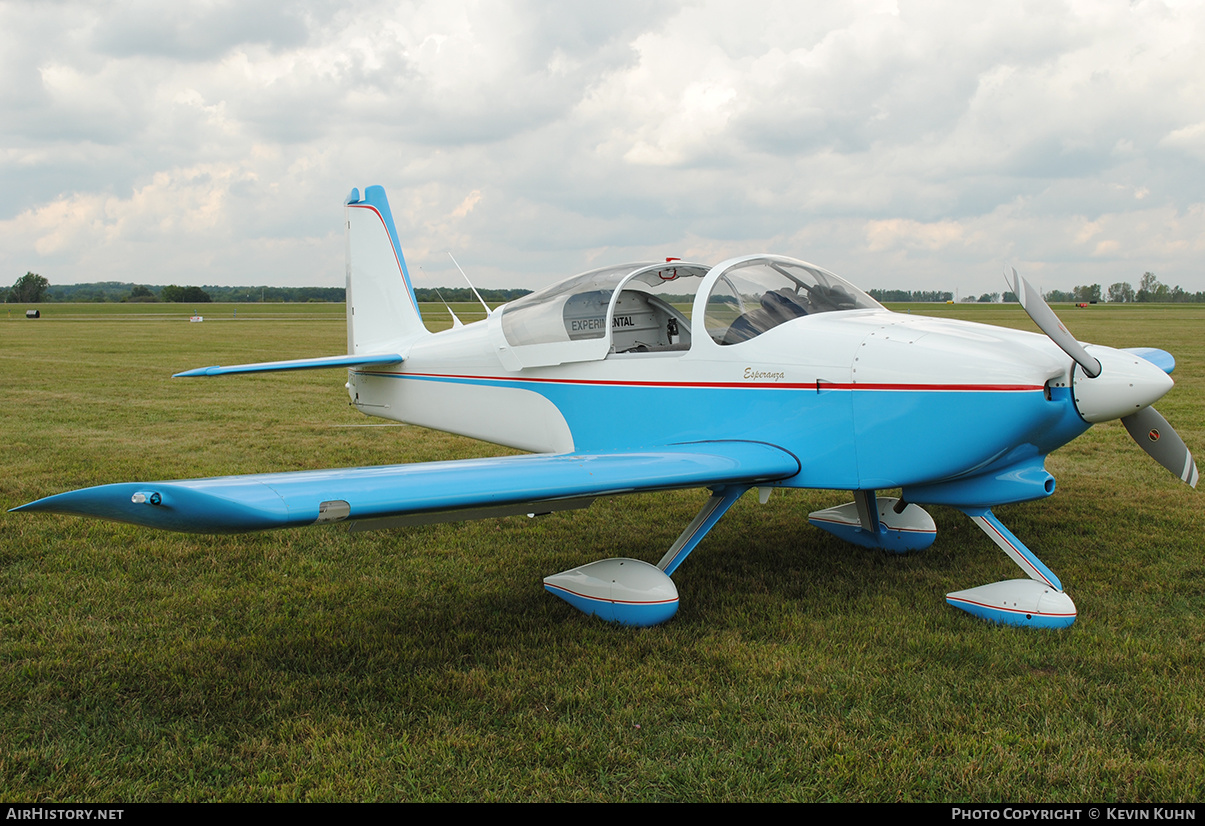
top-left (977, 292), bottom-right (999, 303)
top-left (1136, 271), bottom-right (1168, 302)
top-left (124, 285), bottom-right (157, 303)
top-left (8, 272), bottom-right (49, 303)
top-left (1072, 284), bottom-right (1101, 303)
top-left (161, 285), bottom-right (211, 303)
top-left (1107, 282), bottom-right (1135, 303)
top-left (1002, 291), bottom-right (1018, 303)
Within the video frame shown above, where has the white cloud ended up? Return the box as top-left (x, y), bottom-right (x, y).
top-left (2, 0), bottom-right (1205, 294)
top-left (865, 219), bottom-right (966, 252)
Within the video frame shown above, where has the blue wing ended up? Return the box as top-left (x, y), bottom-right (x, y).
top-left (12, 441), bottom-right (801, 534)
top-left (173, 353), bottom-right (403, 377)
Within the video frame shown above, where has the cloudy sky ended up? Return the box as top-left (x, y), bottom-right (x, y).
top-left (3, 0), bottom-right (1204, 296)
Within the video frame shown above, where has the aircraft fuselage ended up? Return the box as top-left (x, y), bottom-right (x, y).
top-left (349, 307), bottom-right (1094, 496)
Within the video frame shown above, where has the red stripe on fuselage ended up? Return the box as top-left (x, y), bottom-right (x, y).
top-left (360, 370), bottom-right (1044, 393)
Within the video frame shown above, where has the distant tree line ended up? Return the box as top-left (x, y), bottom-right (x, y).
top-left (868, 289), bottom-right (954, 302)
top-left (412, 287), bottom-right (532, 303)
top-left (205, 285), bottom-right (348, 303)
top-left (39, 282), bottom-right (347, 303)
top-left (161, 285), bottom-right (211, 303)
top-left (31, 282), bottom-right (534, 304)
top-left (1044, 273), bottom-right (1205, 303)
top-left (13, 273), bottom-right (1205, 305)
top-left (874, 272), bottom-right (1205, 304)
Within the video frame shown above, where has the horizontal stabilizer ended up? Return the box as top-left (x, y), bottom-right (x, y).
top-left (13, 441), bottom-right (801, 534)
top-left (174, 353), bottom-right (403, 377)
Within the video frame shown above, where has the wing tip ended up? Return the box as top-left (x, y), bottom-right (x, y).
top-left (173, 366), bottom-right (219, 378)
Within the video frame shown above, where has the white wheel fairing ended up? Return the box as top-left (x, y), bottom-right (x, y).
top-left (946, 580), bottom-right (1076, 629)
top-left (544, 558), bottom-right (679, 627)
top-left (808, 497), bottom-right (937, 553)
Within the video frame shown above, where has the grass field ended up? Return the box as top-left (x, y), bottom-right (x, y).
top-left (1, 301), bottom-right (1202, 801)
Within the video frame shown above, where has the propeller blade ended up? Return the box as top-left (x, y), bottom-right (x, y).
top-left (1007, 267), bottom-right (1102, 378)
top-left (1122, 406), bottom-right (1199, 488)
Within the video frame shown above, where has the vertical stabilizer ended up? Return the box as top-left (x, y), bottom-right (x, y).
top-left (345, 186), bottom-right (428, 354)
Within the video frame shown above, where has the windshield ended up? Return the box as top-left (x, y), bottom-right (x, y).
top-left (705, 256), bottom-right (882, 345)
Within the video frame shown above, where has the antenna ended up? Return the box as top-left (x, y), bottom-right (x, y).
top-left (434, 288), bottom-right (463, 328)
top-left (448, 252), bottom-right (492, 318)
top-left (420, 265), bottom-right (463, 328)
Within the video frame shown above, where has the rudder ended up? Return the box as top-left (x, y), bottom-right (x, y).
top-left (345, 186), bottom-right (428, 354)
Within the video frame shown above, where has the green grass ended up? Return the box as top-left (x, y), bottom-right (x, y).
top-left (1, 302), bottom-right (1202, 801)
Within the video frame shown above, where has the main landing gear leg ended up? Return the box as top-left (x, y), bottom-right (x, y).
top-left (945, 508), bottom-right (1077, 628)
top-left (542, 486), bottom-right (750, 627)
top-left (656, 486), bottom-right (748, 575)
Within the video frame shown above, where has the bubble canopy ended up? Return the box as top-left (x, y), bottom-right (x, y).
top-left (702, 255), bottom-right (883, 346)
top-left (491, 255), bottom-right (880, 368)
top-left (493, 262), bottom-right (707, 368)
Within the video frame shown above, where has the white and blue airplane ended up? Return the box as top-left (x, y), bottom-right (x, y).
top-left (15, 185), bottom-right (1198, 628)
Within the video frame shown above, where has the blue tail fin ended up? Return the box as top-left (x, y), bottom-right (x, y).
top-left (345, 186), bottom-right (428, 354)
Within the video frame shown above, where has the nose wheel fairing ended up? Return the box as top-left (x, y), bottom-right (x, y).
top-left (808, 490), bottom-right (1078, 629)
top-left (945, 509), bottom-right (1076, 628)
top-left (946, 580), bottom-right (1076, 629)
